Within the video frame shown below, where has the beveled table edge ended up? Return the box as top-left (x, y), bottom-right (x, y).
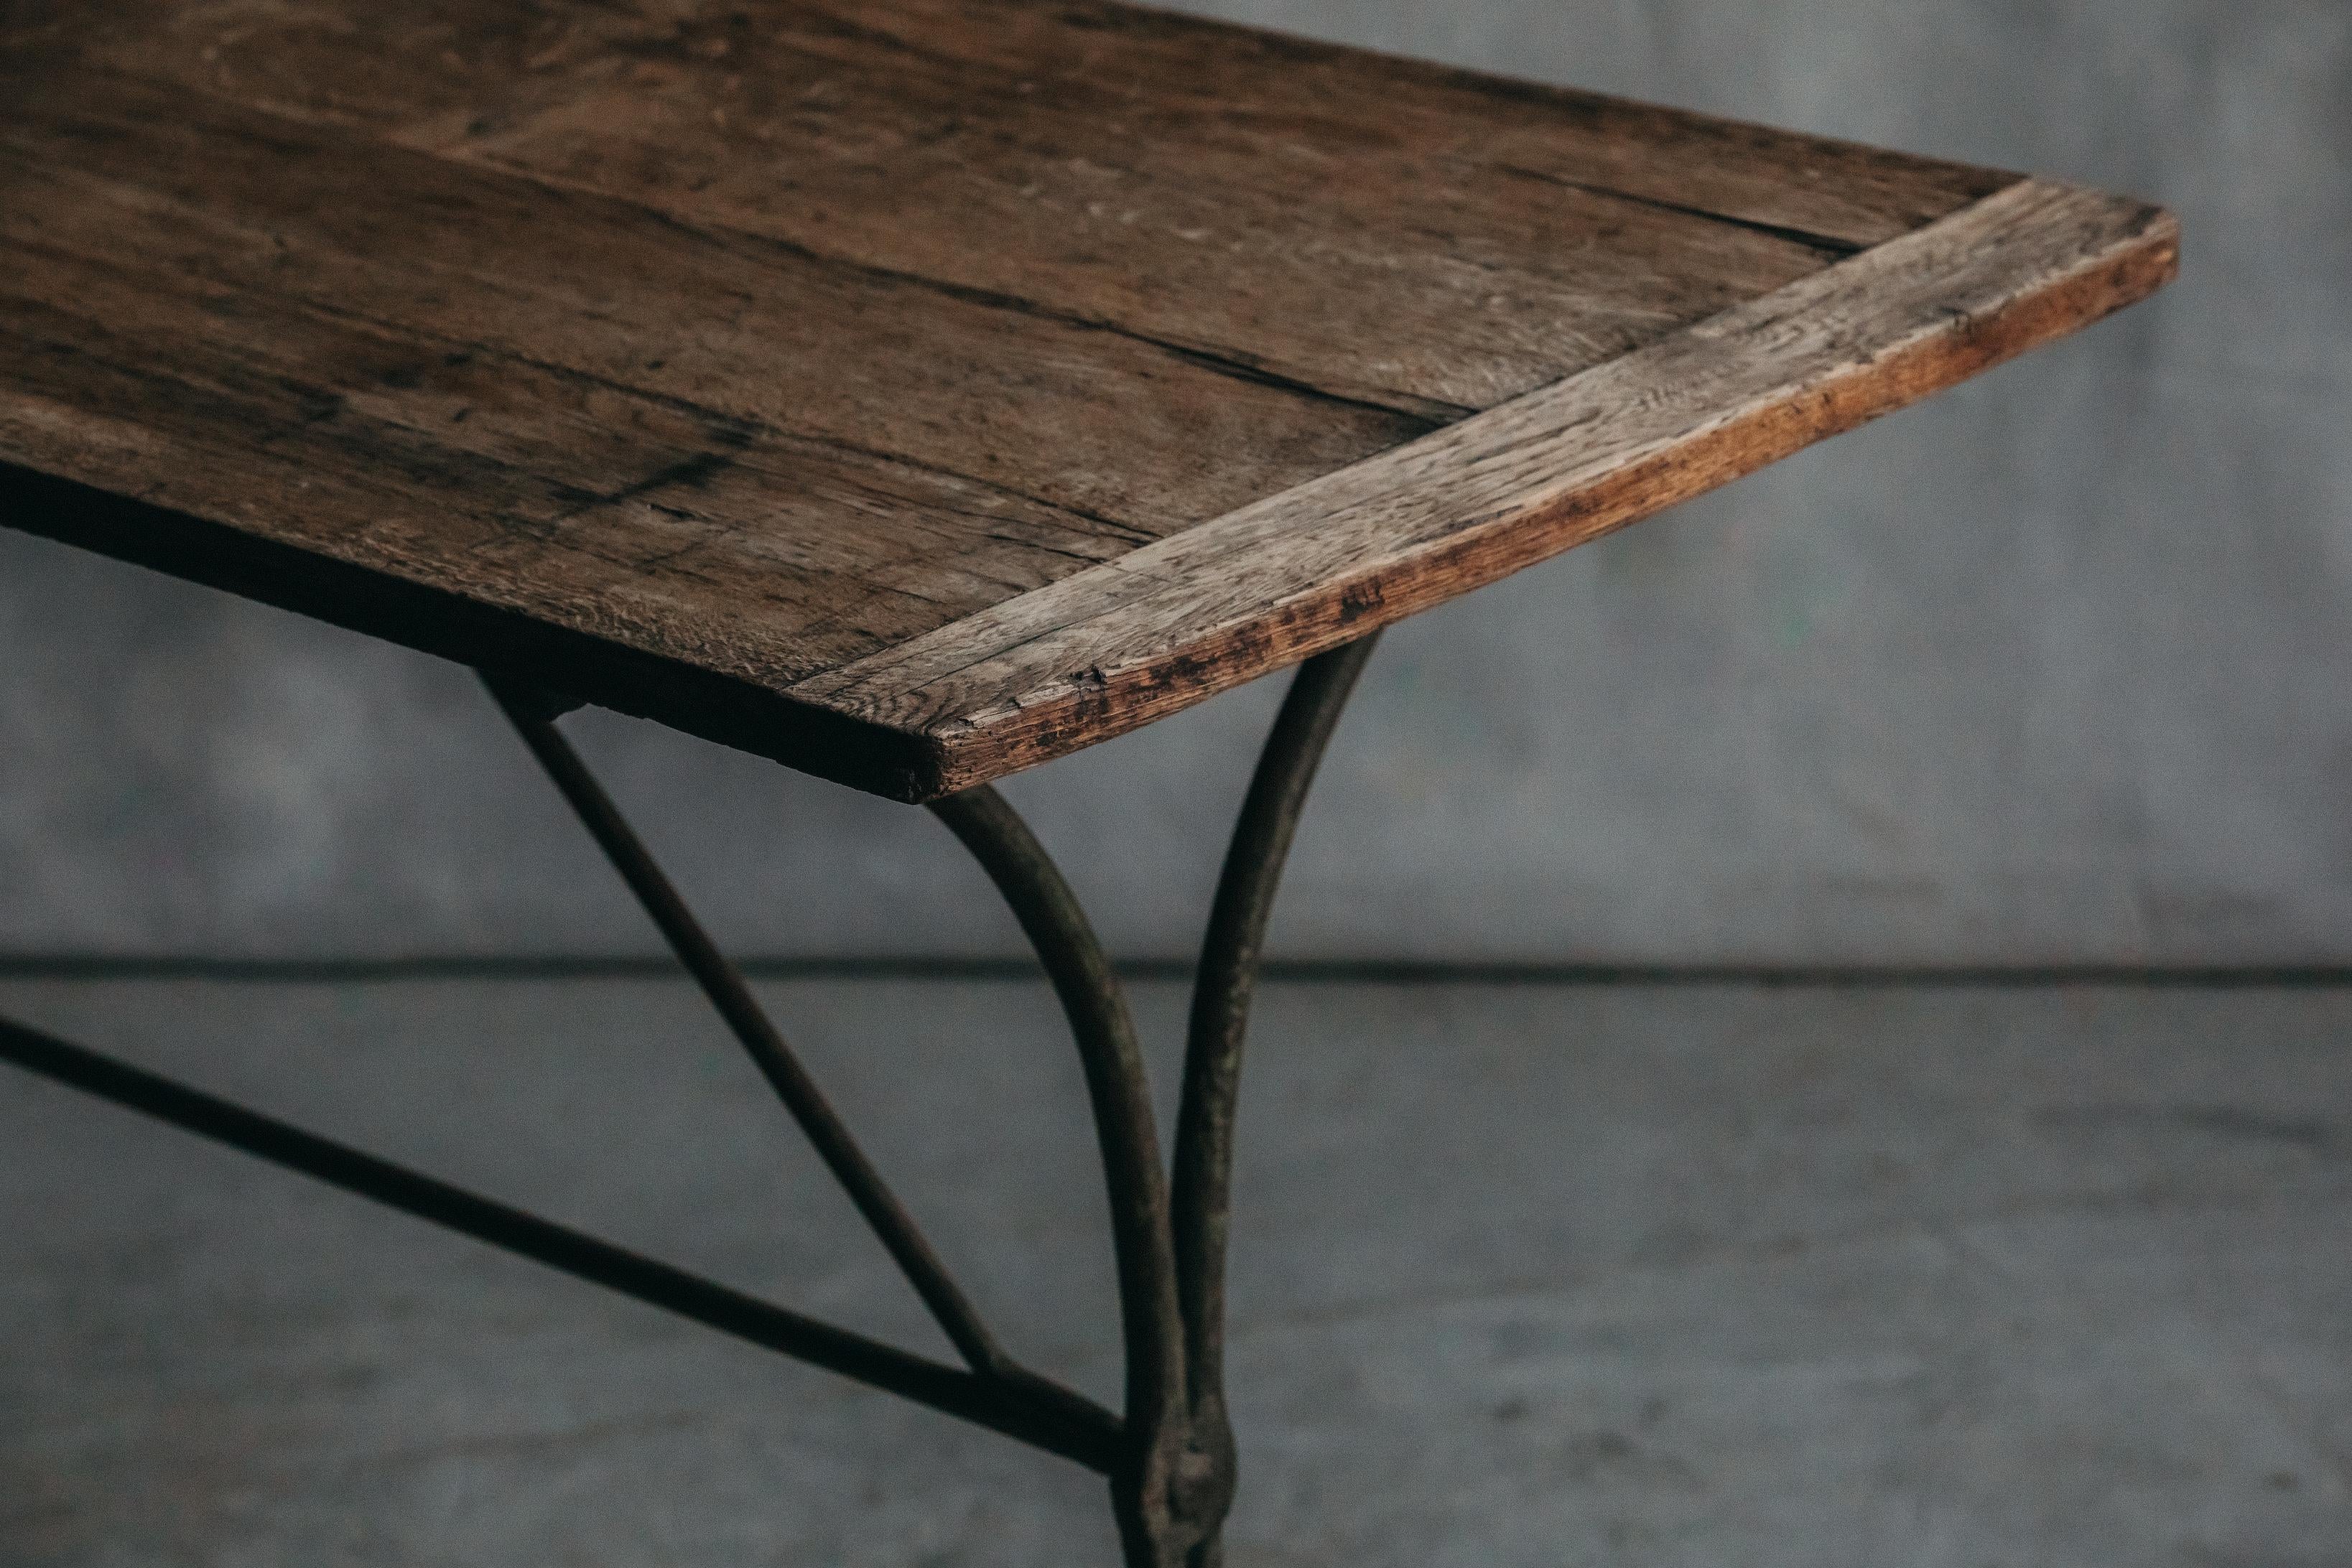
top-left (818, 177), bottom-right (2179, 798)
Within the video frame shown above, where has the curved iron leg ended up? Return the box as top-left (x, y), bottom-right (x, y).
top-left (1168, 631), bottom-right (1380, 1566)
top-left (0, 641), bottom-right (1377, 1561)
top-left (927, 788), bottom-right (1196, 1564)
top-left (932, 634), bottom-right (1379, 1567)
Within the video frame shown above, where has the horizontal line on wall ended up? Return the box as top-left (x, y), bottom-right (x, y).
top-left (0, 956), bottom-right (2348, 989)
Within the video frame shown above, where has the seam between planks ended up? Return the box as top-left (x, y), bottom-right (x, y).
top-left (65, 54), bottom-right (1468, 429)
top-left (797, 177), bottom-right (2178, 797)
top-left (70, 47), bottom-right (1971, 429)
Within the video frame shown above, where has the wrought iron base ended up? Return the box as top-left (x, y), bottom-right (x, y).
top-left (0, 634), bottom-right (1381, 1568)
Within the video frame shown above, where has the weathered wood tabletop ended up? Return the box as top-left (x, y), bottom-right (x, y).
top-left (0, 0), bottom-right (2176, 800)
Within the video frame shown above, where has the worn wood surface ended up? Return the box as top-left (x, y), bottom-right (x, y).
top-left (0, 0), bottom-right (2176, 799)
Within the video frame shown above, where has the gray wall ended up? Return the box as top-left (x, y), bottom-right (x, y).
top-left (1, 0), bottom-right (2343, 963)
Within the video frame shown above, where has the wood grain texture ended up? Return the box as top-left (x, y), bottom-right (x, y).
top-left (809, 179), bottom-right (2181, 794)
top-left (0, 0), bottom-right (2175, 799)
top-left (39, 0), bottom-right (2011, 412)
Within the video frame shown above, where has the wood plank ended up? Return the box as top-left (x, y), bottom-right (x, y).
top-left (799, 179), bottom-right (2180, 795)
top-left (47, 0), bottom-right (1999, 414)
top-left (0, 231), bottom-right (1144, 690)
top-left (2, 61), bottom-right (1431, 539)
top-left (56, 0), bottom-right (2009, 240)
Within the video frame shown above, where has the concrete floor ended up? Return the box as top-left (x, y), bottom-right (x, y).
top-left (1, 976), bottom-right (2346, 1566)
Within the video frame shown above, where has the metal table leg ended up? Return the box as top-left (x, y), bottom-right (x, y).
top-left (0, 633), bottom-right (1380, 1568)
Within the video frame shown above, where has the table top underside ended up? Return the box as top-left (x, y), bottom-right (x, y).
top-left (0, 0), bottom-right (2177, 799)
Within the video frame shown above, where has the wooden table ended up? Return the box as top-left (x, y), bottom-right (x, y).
top-left (0, 3), bottom-right (2176, 1562)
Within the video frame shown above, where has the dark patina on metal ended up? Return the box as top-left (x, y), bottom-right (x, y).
top-left (0, 634), bottom-right (1380, 1568)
